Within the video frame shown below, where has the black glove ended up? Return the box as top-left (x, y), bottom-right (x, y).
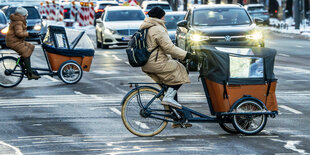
top-left (28, 32), bottom-right (40, 38)
top-left (184, 53), bottom-right (199, 64)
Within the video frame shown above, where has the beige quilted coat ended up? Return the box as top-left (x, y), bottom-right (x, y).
top-left (140, 17), bottom-right (190, 85)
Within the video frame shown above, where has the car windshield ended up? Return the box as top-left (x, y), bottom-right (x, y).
top-left (99, 4), bottom-right (118, 9)
top-left (6, 7), bottom-right (40, 19)
top-left (146, 4), bottom-right (171, 10)
top-left (193, 8), bottom-right (251, 26)
top-left (105, 10), bottom-right (145, 21)
top-left (247, 7), bottom-right (265, 12)
top-left (0, 13), bottom-right (7, 24)
top-left (165, 14), bottom-right (185, 29)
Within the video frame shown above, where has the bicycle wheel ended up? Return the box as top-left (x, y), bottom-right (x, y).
top-left (232, 100), bottom-right (267, 135)
top-left (121, 87), bottom-right (169, 137)
top-left (0, 56), bottom-right (24, 88)
top-left (58, 60), bottom-right (83, 84)
top-left (218, 116), bottom-right (238, 134)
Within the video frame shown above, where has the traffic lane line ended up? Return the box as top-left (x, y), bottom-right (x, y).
top-left (271, 139), bottom-right (308, 154)
top-left (278, 105), bottom-right (303, 114)
top-left (0, 94), bottom-right (305, 115)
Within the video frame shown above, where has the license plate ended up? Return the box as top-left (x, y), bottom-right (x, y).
top-left (122, 36), bottom-right (131, 41)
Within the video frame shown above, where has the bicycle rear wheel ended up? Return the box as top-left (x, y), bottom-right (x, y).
top-left (232, 100), bottom-right (267, 135)
top-left (0, 56), bottom-right (24, 88)
top-left (121, 87), bottom-right (169, 137)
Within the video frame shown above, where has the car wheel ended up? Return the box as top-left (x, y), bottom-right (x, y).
top-left (100, 32), bottom-right (109, 49)
top-left (96, 31), bottom-right (102, 49)
top-left (1, 45), bottom-right (8, 49)
top-left (102, 44), bottom-right (109, 49)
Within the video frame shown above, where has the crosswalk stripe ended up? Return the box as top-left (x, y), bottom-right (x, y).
top-left (0, 93), bottom-right (306, 115)
top-left (278, 105), bottom-right (303, 114)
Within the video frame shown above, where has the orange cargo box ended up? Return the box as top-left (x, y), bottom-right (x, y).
top-left (47, 52), bottom-right (93, 72)
top-left (205, 78), bottom-right (278, 113)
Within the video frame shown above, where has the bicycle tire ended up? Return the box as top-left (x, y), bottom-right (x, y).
top-left (121, 87), bottom-right (169, 137)
top-left (0, 56), bottom-right (24, 88)
top-left (232, 100), bottom-right (267, 135)
top-left (58, 60), bottom-right (83, 84)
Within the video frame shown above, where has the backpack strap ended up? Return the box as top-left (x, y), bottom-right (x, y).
top-left (153, 46), bottom-right (160, 62)
top-left (144, 27), bottom-right (160, 62)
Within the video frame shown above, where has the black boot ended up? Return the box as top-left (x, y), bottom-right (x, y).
top-left (22, 57), bottom-right (40, 80)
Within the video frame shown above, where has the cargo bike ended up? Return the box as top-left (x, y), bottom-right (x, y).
top-left (0, 26), bottom-right (95, 88)
top-left (121, 46), bottom-right (278, 136)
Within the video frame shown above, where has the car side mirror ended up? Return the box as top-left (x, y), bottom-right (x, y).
top-left (42, 15), bottom-right (47, 20)
top-left (96, 19), bottom-right (102, 24)
top-left (177, 20), bottom-right (188, 28)
top-left (254, 17), bottom-right (264, 24)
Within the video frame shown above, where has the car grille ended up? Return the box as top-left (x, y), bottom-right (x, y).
top-left (117, 29), bottom-right (138, 36)
top-left (209, 36), bottom-right (247, 42)
top-left (27, 26), bottom-right (34, 30)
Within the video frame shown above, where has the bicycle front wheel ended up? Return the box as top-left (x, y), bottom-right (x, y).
top-left (0, 56), bottom-right (24, 88)
top-left (121, 87), bottom-right (169, 137)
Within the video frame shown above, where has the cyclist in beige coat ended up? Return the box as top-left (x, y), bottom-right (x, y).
top-left (140, 7), bottom-right (198, 115)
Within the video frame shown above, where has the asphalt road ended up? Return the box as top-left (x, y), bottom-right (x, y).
top-left (0, 30), bottom-right (309, 154)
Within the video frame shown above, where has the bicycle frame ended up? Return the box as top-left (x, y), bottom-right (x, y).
top-left (126, 83), bottom-right (220, 124)
top-left (125, 82), bottom-right (277, 124)
top-left (0, 44), bottom-right (57, 77)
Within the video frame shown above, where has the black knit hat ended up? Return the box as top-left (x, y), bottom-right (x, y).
top-left (148, 7), bottom-right (166, 19)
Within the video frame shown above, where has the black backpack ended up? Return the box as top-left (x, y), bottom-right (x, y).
top-left (126, 28), bottom-right (159, 67)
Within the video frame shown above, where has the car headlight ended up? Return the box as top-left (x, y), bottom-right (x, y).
top-left (1, 27), bottom-right (9, 35)
top-left (246, 32), bottom-right (263, 40)
top-left (33, 24), bottom-right (42, 31)
top-left (104, 28), bottom-right (116, 35)
top-left (190, 34), bottom-right (209, 42)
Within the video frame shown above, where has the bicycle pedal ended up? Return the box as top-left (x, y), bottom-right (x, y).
top-left (171, 123), bottom-right (192, 128)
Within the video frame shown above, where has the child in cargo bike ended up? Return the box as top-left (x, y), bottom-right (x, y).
top-left (6, 7), bottom-right (41, 80)
top-left (140, 7), bottom-right (198, 127)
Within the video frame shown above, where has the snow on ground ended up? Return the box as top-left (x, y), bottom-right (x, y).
top-left (267, 17), bottom-right (310, 38)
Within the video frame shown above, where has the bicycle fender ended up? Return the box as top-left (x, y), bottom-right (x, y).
top-left (120, 85), bottom-right (160, 106)
top-left (229, 96), bottom-right (268, 112)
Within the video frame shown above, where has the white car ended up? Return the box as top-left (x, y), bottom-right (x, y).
top-left (141, 1), bottom-right (172, 14)
top-left (95, 6), bottom-right (145, 48)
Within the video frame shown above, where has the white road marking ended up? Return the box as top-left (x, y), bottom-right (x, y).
top-left (43, 75), bottom-right (60, 82)
top-left (285, 80), bottom-right (310, 82)
top-left (109, 107), bottom-right (121, 115)
top-left (92, 70), bottom-right (119, 75)
top-left (102, 80), bottom-right (128, 94)
top-left (74, 91), bottom-right (84, 95)
top-left (0, 141), bottom-right (23, 155)
top-left (278, 105), bottom-right (303, 114)
top-left (278, 53), bottom-right (289, 57)
top-left (102, 53), bottom-right (109, 57)
top-left (275, 66), bottom-right (310, 74)
top-left (271, 139), bottom-right (308, 154)
top-left (290, 134), bottom-right (310, 138)
top-left (112, 55), bottom-right (122, 61)
top-left (32, 124), bottom-right (42, 126)
top-left (134, 121), bottom-right (150, 129)
top-left (295, 45), bottom-right (303, 48)
top-left (18, 135), bottom-right (62, 139)
top-left (125, 61), bottom-right (130, 65)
